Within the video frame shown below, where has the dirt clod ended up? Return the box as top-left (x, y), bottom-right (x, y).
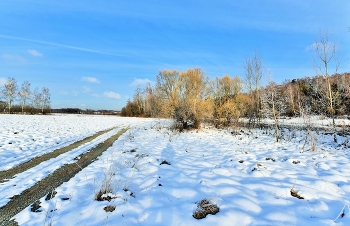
top-left (104, 205), bottom-right (116, 212)
top-left (30, 200), bottom-right (42, 212)
top-left (193, 199), bottom-right (219, 220)
top-left (160, 160), bottom-right (171, 165)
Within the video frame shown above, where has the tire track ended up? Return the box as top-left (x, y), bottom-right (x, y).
top-left (0, 127), bottom-right (128, 225)
top-left (0, 127), bottom-right (116, 183)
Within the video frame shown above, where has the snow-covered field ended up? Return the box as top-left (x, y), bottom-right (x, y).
top-left (1, 115), bottom-right (350, 225)
top-left (0, 114), bottom-right (152, 171)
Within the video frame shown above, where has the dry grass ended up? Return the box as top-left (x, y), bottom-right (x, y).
top-left (290, 189), bottom-right (304, 199)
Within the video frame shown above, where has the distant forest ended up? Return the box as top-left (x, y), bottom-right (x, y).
top-left (121, 31), bottom-right (347, 139)
top-left (122, 69), bottom-right (350, 121)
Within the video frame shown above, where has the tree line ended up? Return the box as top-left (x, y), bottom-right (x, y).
top-left (0, 77), bottom-right (51, 114)
top-left (121, 31), bottom-right (348, 142)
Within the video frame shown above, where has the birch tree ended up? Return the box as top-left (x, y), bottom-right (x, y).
top-left (31, 88), bottom-right (42, 113)
top-left (18, 81), bottom-right (31, 114)
top-left (41, 87), bottom-right (51, 113)
top-left (244, 52), bottom-right (263, 126)
top-left (1, 77), bottom-right (17, 113)
top-left (261, 77), bottom-right (287, 142)
top-left (313, 29), bottom-right (340, 142)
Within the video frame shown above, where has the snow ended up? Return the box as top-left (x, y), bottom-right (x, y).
top-left (0, 114), bottom-right (152, 171)
top-left (1, 115), bottom-right (349, 225)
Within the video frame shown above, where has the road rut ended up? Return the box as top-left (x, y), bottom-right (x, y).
top-left (0, 127), bottom-right (128, 225)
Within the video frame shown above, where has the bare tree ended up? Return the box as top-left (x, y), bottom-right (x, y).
top-left (156, 70), bottom-right (181, 118)
top-left (313, 29), bottom-right (340, 142)
top-left (1, 77), bottom-right (17, 113)
top-left (156, 68), bottom-right (211, 130)
top-left (41, 87), bottom-right (51, 114)
top-left (133, 86), bottom-right (144, 116)
top-left (144, 83), bottom-right (161, 117)
top-left (244, 51), bottom-right (263, 126)
top-left (261, 75), bottom-right (287, 142)
top-left (213, 75), bottom-right (243, 127)
top-left (31, 88), bottom-right (42, 113)
top-left (18, 81), bottom-right (31, 114)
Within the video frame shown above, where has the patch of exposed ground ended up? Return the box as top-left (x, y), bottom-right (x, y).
top-left (0, 127), bottom-right (128, 226)
top-left (0, 127), bottom-right (117, 183)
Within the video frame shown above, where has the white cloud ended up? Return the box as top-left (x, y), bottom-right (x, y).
top-left (27, 49), bottom-right (43, 57)
top-left (104, 91), bottom-right (121, 99)
top-left (59, 90), bottom-right (69, 96)
top-left (82, 86), bottom-right (92, 93)
top-left (130, 78), bottom-right (154, 86)
top-left (82, 76), bottom-right (100, 83)
top-left (0, 77), bottom-right (7, 86)
top-left (92, 93), bottom-right (101, 98)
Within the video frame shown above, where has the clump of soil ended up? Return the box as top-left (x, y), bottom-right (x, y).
top-left (95, 191), bottom-right (115, 201)
top-left (30, 200), bottom-right (42, 212)
top-left (123, 187), bottom-right (135, 198)
top-left (266, 157), bottom-right (275, 162)
top-left (193, 198), bottom-right (219, 220)
top-left (292, 160), bottom-right (300, 164)
top-left (104, 205), bottom-right (116, 212)
top-left (160, 160), bottom-right (171, 165)
top-left (130, 149), bottom-right (136, 153)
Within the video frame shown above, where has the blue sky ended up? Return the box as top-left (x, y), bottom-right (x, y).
top-left (0, 0), bottom-right (349, 110)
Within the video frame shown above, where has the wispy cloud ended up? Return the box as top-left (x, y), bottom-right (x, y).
top-left (82, 86), bottom-right (92, 93)
top-left (82, 77), bottom-right (100, 83)
top-left (0, 77), bottom-right (7, 86)
top-left (59, 90), bottom-right (69, 96)
top-left (2, 54), bottom-right (27, 63)
top-left (28, 49), bottom-right (43, 57)
top-left (0, 34), bottom-right (125, 56)
top-left (130, 78), bottom-right (154, 86)
top-left (305, 41), bottom-right (337, 52)
top-left (104, 91), bottom-right (121, 99)
top-left (305, 42), bottom-right (317, 51)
